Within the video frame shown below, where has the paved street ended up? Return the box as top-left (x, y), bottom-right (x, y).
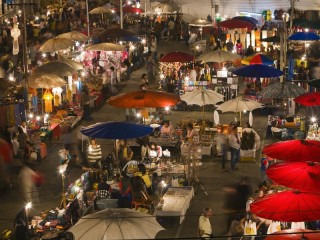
top-left (0, 39), bottom-right (273, 239)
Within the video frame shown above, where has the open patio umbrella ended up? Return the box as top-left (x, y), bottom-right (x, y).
top-left (241, 54), bottom-right (274, 65)
top-left (308, 78), bottom-right (320, 88)
top-left (107, 90), bottom-right (181, 108)
top-left (59, 57), bottom-right (84, 71)
top-left (233, 16), bottom-right (258, 25)
top-left (266, 162), bottom-right (320, 192)
top-left (93, 28), bottom-right (136, 39)
top-left (250, 190), bottom-right (320, 222)
top-left (56, 31), bottom-right (89, 42)
top-left (265, 229), bottom-right (320, 240)
top-left (260, 82), bottom-right (307, 99)
top-left (86, 43), bottom-right (125, 51)
top-left (89, 6), bottom-right (112, 14)
top-left (180, 89), bottom-right (224, 106)
top-left (263, 140), bottom-right (320, 162)
top-left (219, 18), bottom-right (255, 29)
top-left (216, 96), bottom-right (263, 113)
top-left (68, 208), bottom-right (164, 240)
top-left (198, 49), bottom-right (240, 63)
top-left (260, 35), bottom-right (280, 43)
top-left (294, 91), bottom-right (320, 106)
top-left (114, 6), bottom-right (144, 13)
top-left (39, 37), bottom-right (74, 52)
top-left (28, 73), bottom-right (66, 89)
top-left (160, 52), bottom-right (194, 63)
top-left (189, 19), bottom-right (212, 27)
top-left (119, 35), bottom-right (141, 42)
top-left (81, 121), bottom-right (153, 139)
top-left (288, 32), bottom-right (320, 41)
top-left (34, 61), bottom-right (77, 78)
top-left (152, 3), bottom-right (180, 14)
top-left (233, 64), bottom-right (283, 78)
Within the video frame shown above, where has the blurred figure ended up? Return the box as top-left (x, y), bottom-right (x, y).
top-left (226, 39), bottom-right (234, 52)
top-left (135, 163), bottom-right (152, 195)
top-left (58, 146), bottom-right (71, 165)
top-left (0, 139), bottom-right (13, 190)
top-left (215, 126), bottom-right (228, 171)
top-left (160, 120), bottom-right (175, 136)
top-left (228, 126), bottom-right (241, 171)
top-left (118, 140), bottom-right (133, 169)
top-left (198, 207), bottom-right (213, 239)
top-left (18, 163), bottom-right (39, 203)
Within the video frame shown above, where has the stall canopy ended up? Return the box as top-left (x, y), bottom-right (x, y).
top-left (294, 91), bottom-right (320, 106)
top-left (266, 162), bottom-right (320, 193)
top-left (180, 89), bottom-right (224, 106)
top-left (81, 121), bottom-right (153, 139)
top-left (241, 54), bottom-right (274, 65)
top-left (39, 37), bottom-right (75, 52)
top-left (260, 35), bottom-right (280, 43)
top-left (189, 19), bottom-right (212, 27)
top-left (59, 57), bottom-right (84, 71)
top-left (89, 6), bottom-right (112, 14)
top-left (68, 208), bottom-right (164, 240)
top-left (34, 61), bottom-right (77, 78)
top-left (56, 31), bottom-right (89, 42)
top-left (265, 229), bottom-right (320, 240)
top-left (219, 18), bottom-right (255, 29)
top-left (198, 49), bottom-right (240, 63)
top-left (107, 90), bottom-right (181, 108)
top-left (85, 43), bottom-right (125, 51)
top-left (262, 140), bottom-right (320, 162)
top-left (93, 28), bottom-right (137, 40)
top-left (152, 3), bottom-right (180, 14)
top-left (114, 6), bottom-right (144, 13)
top-left (288, 32), bottom-right (320, 41)
top-left (233, 64), bottom-right (283, 78)
top-left (160, 52), bottom-right (194, 63)
top-left (250, 190), bottom-right (320, 222)
top-left (28, 73), bottom-right (66, 89)
top-left (233, 16), bottom-right (258, 25)
top-left (216, 96), bottom-right (262, 113)
top-left (260, 82), bottom-right (307, 99)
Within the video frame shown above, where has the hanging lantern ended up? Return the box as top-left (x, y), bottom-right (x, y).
top-left (43, 89), bottom-right (53, 113)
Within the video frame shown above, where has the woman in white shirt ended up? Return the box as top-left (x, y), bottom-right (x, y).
top-left (228, 126), bottom-right (241, 171)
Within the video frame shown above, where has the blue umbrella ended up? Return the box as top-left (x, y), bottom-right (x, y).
top-left (81, 121), bottom-right (153, 139)
top-left (233, 64), bottom-right (283, 78)
top-left (288, 32), bottom-right (320, 41)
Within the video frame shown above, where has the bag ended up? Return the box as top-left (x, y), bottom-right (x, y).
top-left (244, 220), bottom-right (257, 235)
top-left (267, 221), bottom-right (281, 234)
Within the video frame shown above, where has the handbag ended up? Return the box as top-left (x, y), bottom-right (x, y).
top-left (244, 220), bottom-right (257, 235)
top-left (267, 221), bottom-right (281, 234)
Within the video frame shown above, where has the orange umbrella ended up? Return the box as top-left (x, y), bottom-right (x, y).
top-left (107, 90), bottom-right (181, 108)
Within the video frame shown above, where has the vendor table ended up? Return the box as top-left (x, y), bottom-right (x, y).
top-left (49, 123), bottom-right (61, 140)
top-left (154, 186), bottom-right (194, 224)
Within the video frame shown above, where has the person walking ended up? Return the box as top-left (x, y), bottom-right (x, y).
top-left (87, 138), bottom-right (102, 168)
top-left (146, 55), bottom-right (155, 83)
top-left (215, 127), bottom-right (228, 171)
top-left (198, 207), bottom-right (213, 239)
top-left (228, 126), bottom-right (241, 171)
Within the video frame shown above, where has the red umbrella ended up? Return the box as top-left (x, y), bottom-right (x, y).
top-left (219, 18), bottom-right (254, 29)
top-left (160, 52), bottom-right (194, 63)
top-left (114, 6), bottom-right (144, 13)
top-left (265, 229), bottom-right (320, 240)
top-left (294, 92), bottom-right (320, 106)
top-left (107, 90), bottom-right (181, 108)
top-left (263, 140), bottom-right (320, 162)
top-left (267, 162), bottom-right (320, 192)
top-left (250, 190), bottom-right (320, 222)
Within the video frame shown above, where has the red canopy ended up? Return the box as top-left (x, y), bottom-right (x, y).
top-left (265, 229), bottom-right (320, 240)
top-left (266, 162), bottom-right (320, 192)
top-left (160, 52), bottom-right (194, 63)
top-left (263, 140), bottom-right (320, 162)
top-left (114, 6), bottom-right (144, 13)
top-left (250, 190), bottom-right (320, 222)
top-left (294, 91), bottom-right (320, 106)
top-left (107, 90), bottom-right (181, 108)
top-left (219, 18), bottom-right (254, 29)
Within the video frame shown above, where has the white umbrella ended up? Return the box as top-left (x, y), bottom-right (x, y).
top-left (89, 6), bottom-right (112, 14)
top-left (198, 49), bottom-right (240, 63)
top-left (180, 89), bottom-right (224, 106)
top-left (189, 19), bottom-right (212, 27)
top-left (28, 73), bottom-right (66, 89)
top-left (57, 31), bottom-right (89, 42)
top-left (39, 37), bottom-right (74, 53)
top-left (152, 3), bottom-right (180, 14)
top-left (68, 208), bottom-right (164, 240)
top-left (216, 96), bottom-right (262, 113)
